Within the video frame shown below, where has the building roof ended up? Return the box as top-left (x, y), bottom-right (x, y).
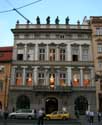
top-left (0, 46), bottom-right (13, 62)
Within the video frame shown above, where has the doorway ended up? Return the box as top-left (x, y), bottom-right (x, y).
top-left (45, 97), bottom-right (58, 114)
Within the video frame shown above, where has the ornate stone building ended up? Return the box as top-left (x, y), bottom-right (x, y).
top-left (0, 47), bottom-right (12, 110)
top-left (9, 18), bottom-right (96, 115)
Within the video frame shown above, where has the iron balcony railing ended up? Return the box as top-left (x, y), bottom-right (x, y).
top-left (9, 85), bottom-right (95, 92)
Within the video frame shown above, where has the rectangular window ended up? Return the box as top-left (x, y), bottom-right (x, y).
top-left (38, 72), bottom-right (45, 86)
top-left (98, 59), bottom-right (102, 69)
top-left (27, 49), bottom-right (34, 60)
top-left (82, 48), bottom-right (89, 61)
top-left (0, 80), bottom-right (3, 91)
top-left (26, 72), bottom-right (33, 86)
top-left (39, 48), bottom-right (45, 61)
top-left (16, 72), bottom-right (23, 86)
top-left (59, 48), bottom-right (65, 61)
top-left (97, 44), bottom-right (102, 53)
top-left (96, 27), bottom-right (102, 35)
top-left (49, 48), bottom-right (56, 61)
top-left (59, 73), bottom-right (66, 86)
top-left (72, 46), bottom-right (79, 61)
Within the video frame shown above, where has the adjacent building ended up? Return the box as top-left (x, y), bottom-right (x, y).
top-left (8, 17), bottom-right (96, 115)
top-left (90, 16), bottom-right (102, 112)
top-left (0, 47), bottom-right (13, 110)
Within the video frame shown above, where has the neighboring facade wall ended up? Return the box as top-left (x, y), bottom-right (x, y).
top-left (0, 47), bottom-right (12, 110)
top-left (90, 16), bottom-right (102, 112)
top-left (9, 21), bottom-right (96, 115)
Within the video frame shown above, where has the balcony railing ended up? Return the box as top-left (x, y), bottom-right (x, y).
top-left (9, 85), bottom-right (95, 92)
top-left (12, 60), bottom-right (94, 67)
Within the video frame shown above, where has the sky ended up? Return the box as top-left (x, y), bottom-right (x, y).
top-left (0, 0), bottom-right (102, 47)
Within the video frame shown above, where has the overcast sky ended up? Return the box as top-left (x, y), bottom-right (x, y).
top-left (0, 0), bottom-right (102, 47)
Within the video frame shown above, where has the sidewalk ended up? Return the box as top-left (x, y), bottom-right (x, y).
top-left (79, 115), bottom-right (102, 125)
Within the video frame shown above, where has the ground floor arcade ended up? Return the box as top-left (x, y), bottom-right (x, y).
top-left (8, 90), bottom-right (96, 115)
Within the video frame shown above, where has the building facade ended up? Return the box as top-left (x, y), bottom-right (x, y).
top-left (9, 18), bottom-right (96, 115)
top-left (90, 16), bottom-right (102, 112)
top-left (0, 47), bottom-right (12, 110)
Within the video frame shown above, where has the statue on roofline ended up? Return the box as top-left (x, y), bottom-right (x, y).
top-left (55, 16), bottom-right (60, 24)
top-left (36, 16), bottom-right (40, 24)
top-left (46, 16), bottom-right (50, 24)
top-left (65, 16), bottom-right (69, 24)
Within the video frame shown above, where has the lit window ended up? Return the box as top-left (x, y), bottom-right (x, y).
top-left (72, 73), bottom-right (80, 87)
top-left (16, 72), bottom-right (22, 86)
top-left (26, 72), bottom-right (32, 86)
top-left (83, 73), bottom-right (90, 87)
top-left (59, 73), bottom-right (66, 86)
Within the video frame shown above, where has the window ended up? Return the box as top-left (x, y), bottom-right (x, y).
top-left (59, 72), bottom-right (66, 86)
top-left (98, 59), bottom-right (102, 69)
top-left (59, 48), bottom-right (66, 61)
top-left (15, 70), bottom-right (23, 86)
top-left (26, 72), bottom-right (33, 86)
top-left (27, 49), bottom-right (34, 60)
top-left (0, 80), bottom-right (3, 91)
top-left (83, 71), bottom-right (90, 87)
top-left (71, 45), bottom-right (79, 61)
top-left (39, 47), bottom-right (45, 61)
top-left (72, 70), bottom-right (80, 87)
top-left (49, 48), bottom-right (56, 61)
top-left (82, 47), bottom-right (89, 61)
top-left (96, 27), bottom-right (102, 35)
top-left (38, 72), bottom-right (45, 86)
top-left (17, 48), bottom-right (24, 60)
top-left (97, 43), bottom-right (102, 53)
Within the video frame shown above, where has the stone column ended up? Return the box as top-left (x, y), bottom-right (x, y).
top-left (56, 69), bottom-right (59, 86)
top-left (79, 45), bottom-right (82, 61)
top-left (80, 68), bottom-right (83, 86)
top-left (67, 44), bottom-right (71, 61)
top-left (68, 67), bottom-right (72, 86)
top-left (35, 44), bottom-right (38, 61)
top-left (24, 44), bottom-right (27, 60)
top-left (22, 67), bottom-right (26, 85)
top-left (33, 67), bottom-right (38, 85)
top-left (11, 67), bottom-right (16, 85)
top-left (90, 67), bottom-right (94, 86)
top-left (13, 45), bottom-right (17, 60)
top-left (45, 69), bottom-right (49, 86)
top-left (56, 46), bottom-right (59, 61)
top-left (46, 45), bottom-right (49, 61)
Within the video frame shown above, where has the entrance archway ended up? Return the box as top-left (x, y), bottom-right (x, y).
top-left (45, 97), bottom-right (58, 114)
top-left (74, 96), bottom-right (88, 115)
top-left (16, 95), bottom-right (30, 109)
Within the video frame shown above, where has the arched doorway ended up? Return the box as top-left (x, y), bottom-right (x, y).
top-left (45, 97), bottom-right (58, 114)
top-left (74, 96), bottom-right (88, 115)
top-left (16, 95), bottom-right (30, 109)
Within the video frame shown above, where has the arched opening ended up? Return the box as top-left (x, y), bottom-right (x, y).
top-left (74, 96), bottom-right (88, 115)
top-left (16, 95), bottom-right (30, 109)
top-left (45, 97), bottom-right (58, 114)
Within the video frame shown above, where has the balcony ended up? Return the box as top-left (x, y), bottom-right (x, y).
top-left (12, 60), bottom-right (94, 67)
top-left (33, 85), bottom-right (72, 92)
top-left (9, 85), bottom-right (95, 92)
